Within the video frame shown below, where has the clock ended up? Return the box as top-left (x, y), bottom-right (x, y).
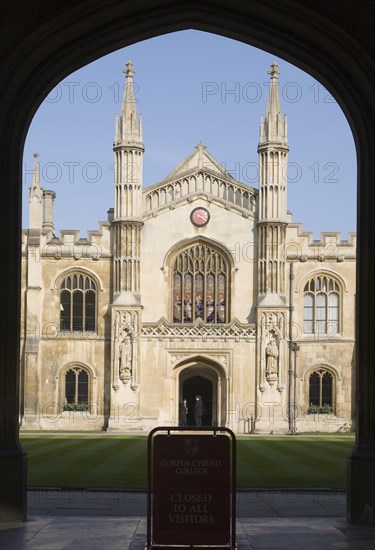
top-left (190, 207), bottom-right (210, 227)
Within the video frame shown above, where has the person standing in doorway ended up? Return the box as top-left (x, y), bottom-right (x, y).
top-left (194, 395), bottom-right (204, 426)
top-left (179, 398), bottom-right (188, 426)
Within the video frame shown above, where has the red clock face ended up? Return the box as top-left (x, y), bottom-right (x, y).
top-left (190, 207), bottom-right (210, 227)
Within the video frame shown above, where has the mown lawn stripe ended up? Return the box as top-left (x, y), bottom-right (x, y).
top-left (237, 438), bottom-right (349, 488)
top-left (21, 435), bottom-right (352, 490)
top-left (26, 438), bottom-right (147, 489)
top-left (55, 439), bottom-right (146, 485)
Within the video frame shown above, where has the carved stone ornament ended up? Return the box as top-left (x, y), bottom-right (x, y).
top-left (169, 352), bottom-right (228, 369)
top-left (113, 310), bottom-right (137, 388)
top-left (259, 311), bottom-right (285, 390)
top-left (142, 317), bottom-right (256, 340)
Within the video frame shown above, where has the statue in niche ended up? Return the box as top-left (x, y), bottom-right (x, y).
top-left (119, 326), bottom-right (132, 376)
top-left (114, 311), bottom-right (134, 384)
top-left (266, 337), bottom-right (279, 376)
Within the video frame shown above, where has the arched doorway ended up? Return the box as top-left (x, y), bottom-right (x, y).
top-left (175, 359), bottom-right (226, 427)
top-left (182, 375), bottom-right (213, 426)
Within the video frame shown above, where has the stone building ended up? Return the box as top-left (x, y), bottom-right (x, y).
top-left (20, 61), bottom-right (355, 433)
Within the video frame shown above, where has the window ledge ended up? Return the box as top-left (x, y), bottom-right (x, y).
top-left (43, 330), bottom-right (99, 340)
top-left (301, 333), bottom-right (342, 341)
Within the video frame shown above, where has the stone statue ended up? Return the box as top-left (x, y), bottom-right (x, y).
top-left (119, 326), bottom-right (132, 374)
top-left (113, 311), bottom-right (134, 384)
top-left (266, 338), bottom-right (279, 375)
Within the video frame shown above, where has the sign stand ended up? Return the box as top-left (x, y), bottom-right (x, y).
top-left (146, 426), bottom-right (237, 549)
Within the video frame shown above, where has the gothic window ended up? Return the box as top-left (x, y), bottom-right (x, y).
top-left (172, 242), bottom-right (230, 323)
top-left (64, 367), bottom-right (89, 407)
top-left (309, 368), bottom-right (334, 408)
top-left (60, 273), bottom-right (96, 331)
top-left (303, 275), bottom-right (340, 335)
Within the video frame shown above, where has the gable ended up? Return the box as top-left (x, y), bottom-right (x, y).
top-left (143, 143), bottom-right (257, 220)
top-left (162, 142), bottom-right (235, 182)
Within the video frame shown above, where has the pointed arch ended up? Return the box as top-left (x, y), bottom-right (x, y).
top-left (303, 364), bottom-right (339, 414)
top-left (167, 238), bottom-right (232, 323)
top-left (57, 361), bottom-right (98, 412)
top-left (302, 272), bottom-right (343, 336)
top-left (51, 267), bottom-right (105, 292)
top-left (172, 354), bottom-right (228, 427)
top-left (56, 271), bottom-right (98, 332)
top-left (163, 236), bottom-right (236, 271)
top-left (296, 268), bottom-right (349, 294)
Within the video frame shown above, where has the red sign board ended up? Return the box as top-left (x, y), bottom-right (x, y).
top-left (152, 433), bottom-right (231, 546)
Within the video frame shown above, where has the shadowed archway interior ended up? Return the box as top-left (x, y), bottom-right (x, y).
top-left (182, 376), bottom-right (213, 426)
top-left (0, 0), bottom-right (374, 526)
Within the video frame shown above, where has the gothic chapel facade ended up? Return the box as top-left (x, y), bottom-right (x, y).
top-left (21, 62), bottom-right (356, 433)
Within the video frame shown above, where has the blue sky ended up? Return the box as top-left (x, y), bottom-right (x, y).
top-left (23, 30), bottom-right (356, 239)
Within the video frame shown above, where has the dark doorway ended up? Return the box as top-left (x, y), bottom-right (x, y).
top-left (182, 375), bottom-right (213, 426)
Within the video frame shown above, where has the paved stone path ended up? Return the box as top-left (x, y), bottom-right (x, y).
top-left (1, 491), bottom-right (374, 549)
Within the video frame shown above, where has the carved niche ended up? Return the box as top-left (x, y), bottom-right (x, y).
top-left (259, 311), bottom-right (285, 391)
top-left (112, 309), bottom-right (139, 390)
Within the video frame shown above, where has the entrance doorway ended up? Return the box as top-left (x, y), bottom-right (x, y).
top-left (182, 375), bottom-right (213, 426)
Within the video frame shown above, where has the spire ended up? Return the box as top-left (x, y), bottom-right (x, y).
top-left (114, 60), bottom-right (143, 145)
top-left (28, 153), bottom-right (43, 229)
top-left (259, 61), bottom-right (287, 145)
top-left (29, 153), bottom-right (42, 197)
top-left (112, 61), bottom-right (144, 301)
top-left (266, 61), bottom-right (282, 118)
top-left (256, 63), bottom-right (289, 301)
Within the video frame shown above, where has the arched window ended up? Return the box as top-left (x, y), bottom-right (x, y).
top-left (64, 366), bottom-right (89, 409)
top-left (60, 273), bottom-right (96, 331)
top-left (309, 368), bottom-right (334, 411)
top-left (303, 274), bottom-right (340, 335)
top-left (172, 242), bottom-right (230, 323)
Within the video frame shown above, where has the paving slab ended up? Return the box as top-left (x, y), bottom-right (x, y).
top-left (26, 490), bottom-right (348, 517)
top-left (1, 491), bottom-right (374, 550)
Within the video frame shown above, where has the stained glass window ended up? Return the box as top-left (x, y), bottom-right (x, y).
top-left (303, 275), bottom-right (340, 335)
top-left (172, 242), bottom-right (229, 323)
top-left (60, 273), bottom-right (97, 331)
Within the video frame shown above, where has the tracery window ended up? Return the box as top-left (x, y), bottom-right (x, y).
top-left (303, 275), bottom-right (340, 335)
top-left (60, 273), bottom-right (96, 331)
top-left (172, 242), bottom-right (230, 323)
top-left (309, 368), bottom-right (334, 408)
top-left (64, 367), bottom-right (89, 408)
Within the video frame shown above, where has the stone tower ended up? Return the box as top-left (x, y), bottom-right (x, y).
top-left (113, 60), bottom-right (143, 302)
top-left (256, 62), bottom-right (289, 405)
top-left (109, 62), bottom-right (144, 427)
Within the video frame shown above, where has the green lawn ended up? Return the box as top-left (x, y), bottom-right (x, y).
top-left (20, 434), bottom-right (354, 490)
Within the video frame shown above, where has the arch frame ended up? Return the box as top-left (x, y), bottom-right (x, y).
top-left (162, 235), bottom-right (236, 272)
top-left (300, 271), bottom-right (344, 338)
top-left (50, 268), bottom-right (102, 336)
top-left (296, 268), bottom-right (349, 295)
top-left (50, 266), bottom-right (105, 293)
top-left (172, 355), bottom-right (228, 428)
top-left (57, 360), bottom-right (98, 413)
top-left (167, 237), bottom-right (233, 324)
top-left (304, 365), bottom-right (337, 414)
top-left (302, 361), bottom-right (342, 383)
top-left (1, 0), bottom-right (374, 525)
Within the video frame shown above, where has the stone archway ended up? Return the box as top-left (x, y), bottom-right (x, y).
top-left (174, 358), bottom-right (227, 428)
top-left (1, 0), bottom-right (374, 525)
top-left (179, 362), bottom-right (227, 427)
